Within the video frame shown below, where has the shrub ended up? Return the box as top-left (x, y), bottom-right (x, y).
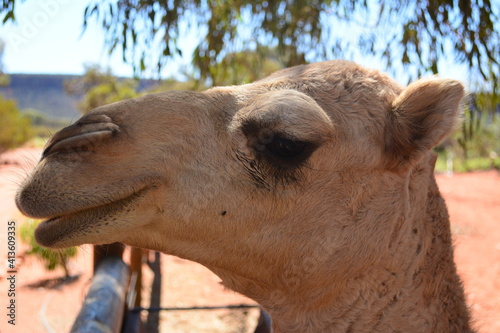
top-left (0, 96), bottom-right (33, 153)
top-left (20, 219), bottom-right (77, 278)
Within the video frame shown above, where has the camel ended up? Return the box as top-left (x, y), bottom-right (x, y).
top-left (16, 60), bottom-right (473, 332)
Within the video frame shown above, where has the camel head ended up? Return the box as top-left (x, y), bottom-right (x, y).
top-left (16, 60), bottom-right (468, 331)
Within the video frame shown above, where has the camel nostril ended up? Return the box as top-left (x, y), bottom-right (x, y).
top-left (43, 122), bottom-right (119, 158)
top-left (44, 130), bottom-right (111, 155)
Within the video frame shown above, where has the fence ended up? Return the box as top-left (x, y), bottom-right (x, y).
top-left (70, 243), bottom-right (271, 333)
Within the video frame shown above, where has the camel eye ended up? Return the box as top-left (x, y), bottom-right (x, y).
top-left (260, 135), bottom-right (317, 170)
top-left (265, 137), bottom-right (307, 160)
top-left (240, 120), bottom-right (318, 174)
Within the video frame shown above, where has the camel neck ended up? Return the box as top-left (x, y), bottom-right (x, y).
top-left (264, 171), bottom-right (473, 333)
top-left (187, 164), bottom-right (473, 332)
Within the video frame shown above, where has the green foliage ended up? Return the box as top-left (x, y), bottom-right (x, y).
top-left (1, 0), bottom-right (499, 95)
top-left (210, 47), bottom-right (284, 86)
top-left (65, 65), bottom-right (140, 113)
top-left (1, 0), bottom-right (15, 22)
top-left (435, 155), bottom-right (500, 173)
top-left (22, 0), bottom-right (496, 91)
top-left (435, 100), bottom-right (500, 173)
top-left (457, 107), bottom-right (483, 161)
top-left (0, 38), bottom-right (9, 86)
top-left (0, 74), bottom-right (9, 86)
top-left (150, 47), bottom-right (284, 87)
top-left (147, 78), bottom-right (204, 93)
top-left (455, 93), bottom-right (500, 161)
top-left (20, 219), bottom-right (77, 278)
top-left (0, 96), bottom-right (33, 153)
top-left (2, 0), bottom-right (499, 95)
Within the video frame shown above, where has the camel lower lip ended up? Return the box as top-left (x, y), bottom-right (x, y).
top-left (34, 188), bottom-right (148, 248)
top-left (35, 213), bottom-right (90, 248)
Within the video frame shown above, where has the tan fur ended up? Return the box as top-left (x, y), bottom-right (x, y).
top-left (16, 60), bottom-right (473, 332)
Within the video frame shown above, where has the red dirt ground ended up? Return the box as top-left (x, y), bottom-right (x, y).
top-left (0, 147), bottom-right (498, 333)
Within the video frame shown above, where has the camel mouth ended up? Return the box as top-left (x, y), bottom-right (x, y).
top-left (34, 188), bottom-right (149, 248)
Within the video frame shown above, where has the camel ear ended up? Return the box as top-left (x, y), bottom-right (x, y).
top-left (385, 78), bottom-right (464, 171)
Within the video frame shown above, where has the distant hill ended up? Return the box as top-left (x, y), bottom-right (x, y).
top-left (0, 74), bottom-right (81, 120)
top-left (0, 74), bottom-right (160, 121)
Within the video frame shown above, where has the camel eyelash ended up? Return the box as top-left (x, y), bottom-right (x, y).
top-left (241, 120), bottom-right (318, 161)
top-left (256, 135), bottom-right (317, 168)
top-left (236, 150), bottom-right (308, 190)
top-left (238, 119), bottom-right (320, 187)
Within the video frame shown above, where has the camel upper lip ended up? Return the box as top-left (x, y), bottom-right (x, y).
top-left (35, 184), bottom-right (151, 221)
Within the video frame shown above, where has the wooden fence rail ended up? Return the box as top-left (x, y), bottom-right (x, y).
top-left (71, 256), bottom-right (130, 333)
top-left (70, 245), bottom-right (271, 333)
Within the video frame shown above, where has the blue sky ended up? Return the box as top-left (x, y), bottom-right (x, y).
top-left (0, 0), bottom-right (194, 78)
top-left (1, 0), bottom-right (133, 76)
top-left (0, 0), bottom-right (471, 84)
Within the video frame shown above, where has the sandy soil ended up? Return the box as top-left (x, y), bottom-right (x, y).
top-left (0, 147), bottom-right (498, 333)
